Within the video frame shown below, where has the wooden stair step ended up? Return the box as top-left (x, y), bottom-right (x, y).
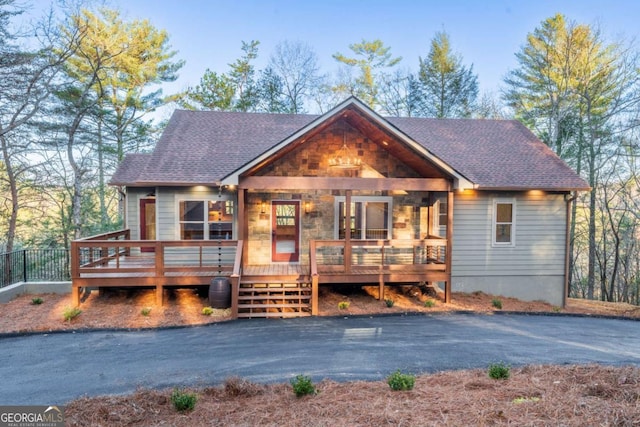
top-left (237, 311), bottom-right (312, 318)
top-left (239, 283), bottom-right (311, 288)
top-left (238, 295), bottom-right (311, 301)
top-left (238, 303), bottom-right (310, 309)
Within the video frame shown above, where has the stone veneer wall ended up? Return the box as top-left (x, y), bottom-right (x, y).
top-left (246, 190), bottom-right (433, 265)
top-left (245, 118), bottom-right (437, 265)
top-left (256, 119), bottom-right (422, 179)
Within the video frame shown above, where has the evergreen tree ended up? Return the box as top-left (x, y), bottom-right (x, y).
top-left (332, 39), bottom-right (401, 108)
top-left (415, 31), bottom-right (478, 118)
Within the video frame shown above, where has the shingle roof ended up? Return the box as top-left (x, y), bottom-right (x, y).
top-left (386, 117), bottom-right (589, 190)
top-left (111, 104), bottom-right (589, 191)
top-left (110, 153), bottom-right (152, 185)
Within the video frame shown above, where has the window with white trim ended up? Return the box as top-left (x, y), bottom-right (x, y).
top-left (178, 200), bottom-right (234, 240)
top-left (492, 199), bottom-right (515, 246)
top-left (335, 197), bottom-right (392, 239)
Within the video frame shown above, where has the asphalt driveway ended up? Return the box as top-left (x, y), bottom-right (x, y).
top-left (1, 313), bottom-right (639, 405)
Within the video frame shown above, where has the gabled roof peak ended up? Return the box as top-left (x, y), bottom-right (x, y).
top-left (111, 97), bottom-right (589, 192)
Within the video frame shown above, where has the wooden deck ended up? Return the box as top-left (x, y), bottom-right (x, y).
top-left (71, 230), bottom-right (450, 318)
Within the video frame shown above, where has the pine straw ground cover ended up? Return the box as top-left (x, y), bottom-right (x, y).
top-left (3, 286), bottom-right (640, 425)
top-left (65, 365), bottom-right (640, 426)
top-left (2, 284), bottom-right (640, 334)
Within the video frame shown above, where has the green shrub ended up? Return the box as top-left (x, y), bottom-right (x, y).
top-left (491, 298), bottom-right (503, 309)
top-left (338, 301), bottom-right (350, 310)
top-left (170, 388), bottom-right (197, 412)
top-left (62, 306), bottom-right (82, 322)
top-left (385, 299), bottom-right (394, 307)
top-left (141, 307), bottom-right (152, 316)
top-left (290, 375), bottom-right (316, 397)
top-left (31, 297), bottom-right (44, 305)
top-left (488, 362), bottom-right (510, 380)
top-left (424, 299), bottom-right (436, 308)
top-left (387, 370), bottom-right (416, 391)
top-left (202, 306), bottom-right (214, 316)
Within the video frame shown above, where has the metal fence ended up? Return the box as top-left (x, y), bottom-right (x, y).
top-left (0, 249), bottom-right (70, 288)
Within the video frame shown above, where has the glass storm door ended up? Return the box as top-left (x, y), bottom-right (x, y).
top-left (271, 201), bottom-right (300, 262)
top-left (140, 198), bottom-right (156, 252)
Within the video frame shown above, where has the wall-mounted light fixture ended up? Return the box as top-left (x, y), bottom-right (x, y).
top-left (260, 201), bottom-right (266, 214)
top-left (304, 201), bottom-right (311, 214)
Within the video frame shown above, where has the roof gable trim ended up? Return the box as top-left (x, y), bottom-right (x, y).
top-left (221, 97), bottom-right (475, 189)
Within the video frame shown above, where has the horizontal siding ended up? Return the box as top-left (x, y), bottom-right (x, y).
top-left (452, 192), bottom-right (567, 276)
top-left (157, 186), bottom-right (235, 241)
top-left (126, 187), bottom-right (154, 239)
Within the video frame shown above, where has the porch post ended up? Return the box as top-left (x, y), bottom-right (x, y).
top-left (237, 188), bottom-right (248, 263)
top-left (445, 190), bottom-right (454, 303)
top-left (344, 190), bottom-right (352, 274)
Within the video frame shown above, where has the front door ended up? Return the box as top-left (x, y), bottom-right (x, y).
top-left (140, 198), bottom-right (156, 252)
top-left (271, 201), bottom-right (300, 262)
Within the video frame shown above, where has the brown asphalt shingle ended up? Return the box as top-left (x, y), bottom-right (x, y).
top-left (111, 107), bottom-right (589, 191)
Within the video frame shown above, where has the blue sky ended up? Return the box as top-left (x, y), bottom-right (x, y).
top-left (33, 1), bottom-right (640, 100)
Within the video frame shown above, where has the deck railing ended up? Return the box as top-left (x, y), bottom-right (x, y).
top-left (71, 230), bottom-right (244, 308)
top-left (309, 238), bottom-right (447, 274)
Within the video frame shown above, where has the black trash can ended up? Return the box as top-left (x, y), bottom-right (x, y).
top-left (209, 277), bottom-right (231, 308)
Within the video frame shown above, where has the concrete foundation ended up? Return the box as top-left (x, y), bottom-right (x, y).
top-left (0, 282), bottom-right (71, 303)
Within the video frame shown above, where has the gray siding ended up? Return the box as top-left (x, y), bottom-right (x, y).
top-left (125, 187), bottom-right (154, 239)
top-left (451, 191), bottom-right (567, 306)
top-left (156, 186), bottom-right (235, 240)
top-left (452, 192), bottom-right (566, 275)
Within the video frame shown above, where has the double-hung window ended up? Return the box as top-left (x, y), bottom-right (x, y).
top-left (335, 197), bottom-right (392, 239)
top-left (492, 199), bottom-right (515, 246)
top-left (178, 200), bottom-right (234, 240)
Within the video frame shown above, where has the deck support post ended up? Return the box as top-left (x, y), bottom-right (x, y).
top-left (155, 240), bottom-right (164, 306)
top-left (378, 276), bottom-right (385, 301)
top-left (230, 275), bottom-right (239, 319)
top-left (156, 285), bottom-right (164, 306)
top-left (72, 286), bottom-right (80, 307)
top-left (311, 274), bottom-right (319, 315)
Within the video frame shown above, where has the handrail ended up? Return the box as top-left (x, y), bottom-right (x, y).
top-left (77, 229), bottom-right (130, 241)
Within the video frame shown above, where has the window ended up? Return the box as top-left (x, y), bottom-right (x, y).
top-left (335, 197), bottom-right (391, 239)
top-left (179, 200), bottom-right (234, 240)
top-left (436, 199), bottom-right (447, 228)
top-left (493, 199), bottom-right (515, 246)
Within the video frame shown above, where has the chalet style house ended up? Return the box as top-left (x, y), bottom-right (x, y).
top-left (71, 97), bottom-right (589, 318)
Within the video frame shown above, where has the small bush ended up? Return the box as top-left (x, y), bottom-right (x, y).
top-left (141, 307), bottom-right (152, 316)
top-left (488, 362), bottom-right (510, 380)
top-left (338, 301), bottom-right (350, 310)
top-left (171, 388), bottom-right (197, 412)
top-left (387, 370), bottom-right (416, 391)
top-left (385, 299), bottom-right (394, 308)
top-left (491, 298), bottom-right (503, 309)
top-left (31, 297), bottom-right (44, 305)
top-left (424, 299), bottom-right (436, 308)
top-left (290, 375), bottom-right (316, 397)
top-left (62, 306), bottom-right (82, 322)
top-left (202, 306), bottom-right (214, 316)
